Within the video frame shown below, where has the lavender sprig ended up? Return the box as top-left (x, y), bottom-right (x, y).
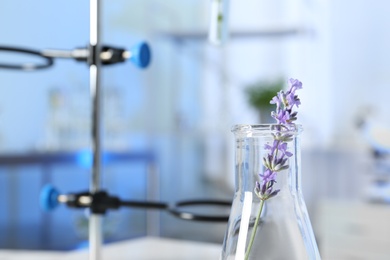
top-left (244, 78), bottom-right (302, 260)
top-left (255, 78), bottom-right (301, 201)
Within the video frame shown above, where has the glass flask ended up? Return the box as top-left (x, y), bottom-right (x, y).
top-left (221, 124), bottom-right (321, 260)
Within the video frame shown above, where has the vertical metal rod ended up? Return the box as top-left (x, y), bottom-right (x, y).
top-left (89, 0), bottom-right (102, 259)
top-left (146, 162), bottom-right (160, 236)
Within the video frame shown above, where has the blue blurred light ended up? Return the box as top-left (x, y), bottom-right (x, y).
top-left (76, 150), bottom-right (93, 168)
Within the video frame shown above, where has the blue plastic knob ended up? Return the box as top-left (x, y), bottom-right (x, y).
top-left (40, 184), bottom-right (59, 211)
top-left (129, 42), bottom-right (151, 69)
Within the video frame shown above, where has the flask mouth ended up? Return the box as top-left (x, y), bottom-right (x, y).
top-left (231, 124), bottom-right (303, 137)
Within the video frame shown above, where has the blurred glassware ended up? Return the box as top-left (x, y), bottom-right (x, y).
top-left (208, 0), bottom-right (230, 45)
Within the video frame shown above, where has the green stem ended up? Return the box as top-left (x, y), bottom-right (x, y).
top-left (244, 199), bottom-right (265, 260)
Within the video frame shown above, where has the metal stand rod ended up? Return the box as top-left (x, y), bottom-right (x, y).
top-left (89, 0), bottom-right (102, 259)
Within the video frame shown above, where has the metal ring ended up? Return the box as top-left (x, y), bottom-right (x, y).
top-left (169, 199), bottom-right (231, 222)
top-left (0, 46), bottom-right (54, 70)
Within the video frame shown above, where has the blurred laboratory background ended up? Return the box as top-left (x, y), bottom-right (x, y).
top-left (1, 0), bottom-right (390, 259)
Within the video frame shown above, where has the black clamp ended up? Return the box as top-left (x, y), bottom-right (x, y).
top-left (41, 186), bottom-right (231, 222)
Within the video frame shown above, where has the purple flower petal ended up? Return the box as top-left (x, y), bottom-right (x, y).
top-left (270, 96), bottom-right (280, 105)
top-left (288, 78), bottom-right (303, 91)
top-left (286, 92), bottom-right (301, 109)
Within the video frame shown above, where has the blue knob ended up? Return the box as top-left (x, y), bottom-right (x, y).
top-left (129, 42), bottom-right (151, 69)
top-left (40, 184), bottom-right (59, 211)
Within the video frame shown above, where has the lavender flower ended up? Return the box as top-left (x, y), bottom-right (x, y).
top-left (245, 78), bottom-right (302, 260)
top-left (255, 78), bottom-right (301, 201)
top-left (271, 85), bottom-right (301, 124)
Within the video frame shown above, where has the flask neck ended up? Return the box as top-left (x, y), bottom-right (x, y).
top-left (234, 126), bottom-right (301, 195)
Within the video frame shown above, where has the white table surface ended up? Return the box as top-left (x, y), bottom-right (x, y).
top-left (0, 237), bottom-right (222, 260)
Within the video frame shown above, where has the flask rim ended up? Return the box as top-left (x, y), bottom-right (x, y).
top-left (231, 124), bottom-right (303, 136)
